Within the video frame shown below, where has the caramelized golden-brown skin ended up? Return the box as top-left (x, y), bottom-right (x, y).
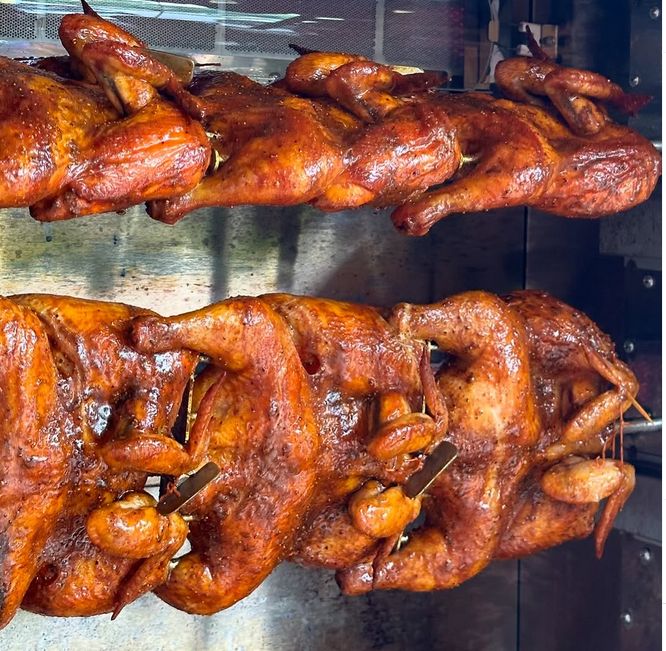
top-left (391, 93), bottom-right (661, 234)
top-left (0, 295), bottom-right (197, 623)
top-left (265, 295), bottom-right (444, 569)
top-left (1, 7), bottom-right (658, 232)
top-left (130, 298), bottom-right (321, 614)
top-left (0, 299), bottom-right (70, 629)
top-left (338, 290), bottom-right (639, 594)
top-left (148, 68), bottom-right (460, 224)
top-left (0, 290), bottom-right (639, 626)
top-left (150, 47), bottom-right (659, 229)
top-left (494, 55), bottom-right (651, 136)
top-left (0, 10), bottom-right (209, 221)
top-left (127, 294), bottom-right (441, 613)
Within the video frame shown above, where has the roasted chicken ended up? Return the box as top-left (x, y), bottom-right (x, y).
top-left (127, 294), bottom-right (446, 614)
top-left (0, 295), bottom-right (200, 627)
top-left (338, 290), bottom-right (638, 594)
top-left (0, 8), bottom-right (209, 220)
top-left (0, 4), bottom-right (659, 232)
top-left (146, 47), bottom-right (661, 231)
top-left (0, 289), bottom-right (639, 627)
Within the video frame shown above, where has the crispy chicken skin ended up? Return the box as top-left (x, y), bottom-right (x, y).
top-left (127, 294), bottom-right (438, 613)
top-left (0, 295), bottom-right (197, 622)
top-left (390, 94), bottom-right (661, 234)
top-left (0, 9), bottom-right (209, 220)
top-left (153, 52), bottom-right (659, 229)
top-left (0, 6), bottom-right (659, 231)
top-left (130, 298), bottom-right (321, 614)
top-left (338, 291), bottom-right (638, 594)
top-left (159, 49), bottom-right (656, 228)
top-left (0, 290), bottom-right (638, 626)
top-left (264, 295), bottom-right (445, 570)
top-left (0, 298), bottom-right (70, 629)
top-left (148, 66), bottom-right (461, 224)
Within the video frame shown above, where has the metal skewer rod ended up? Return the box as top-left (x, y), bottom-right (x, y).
top-left (617, 418), bottom-right (662, 435)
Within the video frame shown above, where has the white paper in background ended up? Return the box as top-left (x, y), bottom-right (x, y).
top-left (486, 44), bottom-right (505, 83)
top-left (478, 0), bottom-right (504, 85)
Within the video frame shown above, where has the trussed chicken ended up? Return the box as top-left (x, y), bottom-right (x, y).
top-left (338, 291), bottom-right (639, 594)
top-left (0, 4), bottom-right (659, 233)
top-left (0, 295), bottom-right (199, 625)
top-left (0, 290), bottom-right (639, 627)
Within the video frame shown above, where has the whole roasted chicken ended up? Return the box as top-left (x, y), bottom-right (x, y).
top-left (127, 294), bottom-right (444, 614)
top-left (0, 289), bottom-right (640, 627)
top-left (0, 6), bottom-right (210, 220)
top-left (0, 4), bottom-right (660, 232)
top-left (0, 295), bottom-right (204, 627)
top-left (338, 290), bottom-right (638, 593)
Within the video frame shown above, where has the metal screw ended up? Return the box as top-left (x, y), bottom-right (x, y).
top-left (621, 610), bottom-right (633, 628)
top-left (623, 340), bottom-right (636, 354)
top-left (642, 274), bottom-right (655, 289)
top-left (630, 75), bottom-right (641, 87)
top-left (650, 6), bottom-right (660, 19)
top-left (639, 547), bottom-right (652, 564)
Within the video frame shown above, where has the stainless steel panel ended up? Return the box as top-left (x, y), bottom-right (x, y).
top-left (0, 204), bottom-right (528, 307)
top-left (0, 205), bottom-right (440, 309)
top-left (628, 0), bottom-right (662, 141)
top-left (599, 188), bottom-right (662, 270)
top-left (3, 562), bottom-right (518, 651)
top-left (432, 209), bottom-right (526, 297)
top-left (519, 531), bottom-right (661, 651)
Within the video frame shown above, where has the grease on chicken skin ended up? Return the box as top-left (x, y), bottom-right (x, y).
top-left (4, 295), bottom-right (197, 620)
top-left (5, 7), bottom-right (655, 231)
top-left (338, 291), bottom-right (638, 594)
top-left (0, 290), bottom-right (639, 625)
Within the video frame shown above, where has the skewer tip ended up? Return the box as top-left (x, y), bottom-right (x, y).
top-left (630, 396), bottom-right (652, 423)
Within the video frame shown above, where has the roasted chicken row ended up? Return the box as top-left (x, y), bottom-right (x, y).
top-left (0, 4), bottom-right (660, 234)
top-left (0, 289), bottom-right (639, 627)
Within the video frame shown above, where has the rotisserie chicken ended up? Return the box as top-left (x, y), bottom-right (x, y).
top-left (337, 290), bottom-right (638, 594)
top-left (0, 295), bottom-right (202, 628)
top-left (0, 4), bottom-right (660, 233)
top-left (0, 8), bottom-right (210, 220)
top-left (0, 289), bottom-right (640, 627)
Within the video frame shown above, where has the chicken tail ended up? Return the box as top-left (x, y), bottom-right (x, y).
top-left (289, 43), bottom-right (318, 56)
top-left (594, 463), bottom-right (635, 559)
top-left (525, 25), bottom-right (551, 61)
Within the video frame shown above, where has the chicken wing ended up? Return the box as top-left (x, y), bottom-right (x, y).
top-left (0, 9), bottom-right (209, 220)
top-left (3, 6), bottom-right (656, 233)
